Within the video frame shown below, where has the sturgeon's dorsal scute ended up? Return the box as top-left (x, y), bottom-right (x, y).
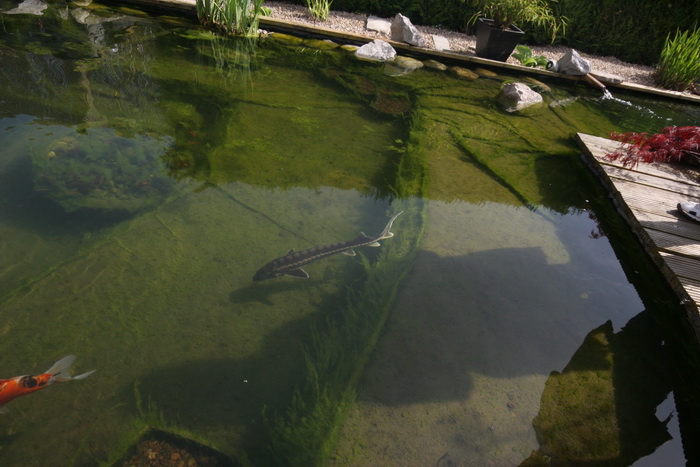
top-left (253, 211), bottom-right (403, 281)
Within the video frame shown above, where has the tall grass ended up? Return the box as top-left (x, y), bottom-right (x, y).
top-left (654, 26), bottom-right (700, 91)
top-left (196, 0), bottom-right (266, 37)
top-left (307, 0), bottom-right (332, 21)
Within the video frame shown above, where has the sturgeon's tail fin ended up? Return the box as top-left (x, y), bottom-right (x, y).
top-left (46, 355), bottom-right (96, 383)
top-left (379, 211), bottom-right (403, 240)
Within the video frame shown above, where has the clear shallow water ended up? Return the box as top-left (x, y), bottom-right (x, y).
top-left (1, 2), bottom-right (699, 466)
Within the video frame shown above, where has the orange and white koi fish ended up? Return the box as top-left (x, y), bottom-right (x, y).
top-left (0, 355), bottom-right (95, 412)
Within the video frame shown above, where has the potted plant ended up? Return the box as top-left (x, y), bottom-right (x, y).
top-left (468, 0), bottom-right (566, 62)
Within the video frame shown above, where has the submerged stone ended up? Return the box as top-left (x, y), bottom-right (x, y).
top-left (475, 68), bottom-right (498, 78)
top-left (423, 59), bottom-right (447, 71)
top-left (269, 32), bottom-right (304, 46)
top-left (522, 76), bottom-right (552, 93)
top-left (387, 56), bottom-right (423, 73)
top-left (302, 38), bottom-right (339, 50)
top-left (449, 66), bottom-right (478, 81)
top-left (4, 0), bottom-right (47, 15)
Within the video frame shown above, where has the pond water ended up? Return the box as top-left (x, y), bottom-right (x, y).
top-left (1, 2), bottom-right (700, 466)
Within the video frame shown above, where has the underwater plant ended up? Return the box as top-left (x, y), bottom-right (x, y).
top-left (604, 126), bottom-right (700, 168)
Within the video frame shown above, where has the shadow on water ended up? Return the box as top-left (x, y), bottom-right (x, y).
top-left (349, 245), bottom-right (685, 465)
top-left (522, 311), bottom-right (674, 466)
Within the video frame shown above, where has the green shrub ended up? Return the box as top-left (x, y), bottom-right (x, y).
top-left (654, 27), bottom-right (700, 91)
top-left (558, 0), bottom-right (699, 65)
top-left (196, 0), bottom-right (265, 36)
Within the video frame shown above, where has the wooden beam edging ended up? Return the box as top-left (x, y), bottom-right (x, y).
top-left (576, 132), bottom-right (700, 342)
top-left (105, 0), bottom-right (700, 104)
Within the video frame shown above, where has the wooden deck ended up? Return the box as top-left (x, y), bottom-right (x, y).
top-left (577, 133), bottom-right (700, 339)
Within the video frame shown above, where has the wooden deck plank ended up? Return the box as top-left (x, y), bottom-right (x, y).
top-left (632, 209), bottom-right (700, 242)
top-left (577, 132), bottom-right (700, 341)
top-left (578, 133), bottom-right (700, 187)
top-left (604, 166), bottom-right (700, 195)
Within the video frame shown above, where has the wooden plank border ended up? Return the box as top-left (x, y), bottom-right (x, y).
top-left (577, 132), bottom-right (700, 340)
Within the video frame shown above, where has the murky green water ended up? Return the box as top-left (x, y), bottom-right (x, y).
top-left (1, 2), bottom-right (700, 466)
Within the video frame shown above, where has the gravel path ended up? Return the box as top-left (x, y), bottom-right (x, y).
top-left (264, 1), bottom-right (662, 89)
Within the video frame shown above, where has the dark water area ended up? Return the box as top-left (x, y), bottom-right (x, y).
top-left (1, 1), bottom-right (700, 465)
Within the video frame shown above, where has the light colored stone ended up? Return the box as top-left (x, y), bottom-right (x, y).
top-left (4, 0), bottom-right (47, 15)
top-left (431, 35), bottom-right (450, 51)
top-left (390, 13), bottom-right (428, 48)
top-left (366, 15), bottom-right (391, 35)
top-left (590, 71), bottom-right (624, 85)
top-left (554, 49), bottom-right (591, 76)
top-left (500, 82), bottom-right (544, 112)
top-left (355, 39), bottom-right (396, 62)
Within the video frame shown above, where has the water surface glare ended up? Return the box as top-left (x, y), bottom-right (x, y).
top-left (1, 2), bottom-right (699, 466)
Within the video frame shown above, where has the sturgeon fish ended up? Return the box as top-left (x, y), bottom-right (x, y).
top-left (253, 211), bottom-right (403, 282)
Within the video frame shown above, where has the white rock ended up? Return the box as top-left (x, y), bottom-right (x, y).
top-left (555, 49), bottom-right (591, 76)
top-left (4, 0), bottom-right (47, 15)
top-left (500, 82), bottom-right (544, 112)
top-left (432, 35), bottom-right (450, 51)
top-left (390, 13), bottom-right (427, 48)
top-left (355, 39), bottom-right (397, 62)
top-left (366, 15), bottom-right (391, 35)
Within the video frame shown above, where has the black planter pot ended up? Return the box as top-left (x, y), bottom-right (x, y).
top-left (475, 18), bottom-right (525, 62)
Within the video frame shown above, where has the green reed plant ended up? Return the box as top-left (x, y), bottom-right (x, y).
top-left (196, 0), bottom-right (265, 36)
top-left (654, 26), bottom-right (700, 91)
top-left (307, 0), bottom-right (332, 21)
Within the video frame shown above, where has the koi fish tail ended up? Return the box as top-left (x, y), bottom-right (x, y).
top-left (46, 355), bottom-right (96, 383)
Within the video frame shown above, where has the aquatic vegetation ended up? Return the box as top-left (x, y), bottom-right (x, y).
top-left (31, 128), bottom-right (174, 212)
top-left (196, 0), bottom-right (266, 37)
top-left (266, 205), bottom-right (426, 466)
top-left (605, 126), bottom-right (700, 168)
